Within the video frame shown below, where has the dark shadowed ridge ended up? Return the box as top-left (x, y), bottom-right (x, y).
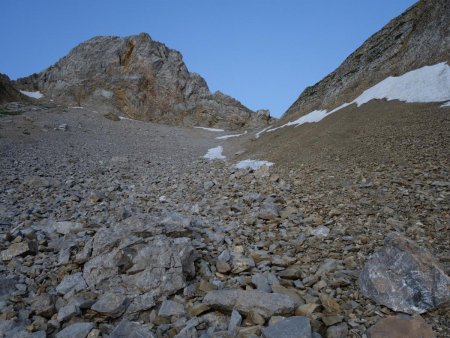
top-left (0, 73), bottom-right (28, 104)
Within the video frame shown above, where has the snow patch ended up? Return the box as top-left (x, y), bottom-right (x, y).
top-left (203, 146), bottom-right (226, 160)
top-left (441, 101), bottom-right (450, 108)
top-left (20, 90), bottom-right (43, 99)
top-left (195, 127), bottom-right (225, 132)
top-left (255, 126), bottom-right (271, 139)
top-left (94, 89), bottom-right (113, 99)
top-left (266, 62), bottom-right (450, 133)
top-left (267, 110), bottom-right (329, 132)
top-left (328, 102), bottom-right (353, 114)
top-left (119, 116), bottom-right (136, 121)
top-left (68, 106), bottom-right (84, 109)
top-left (287, 110), bottom-right (328, 125)
top-left (216, 131), bottom-right (247, 140)
top-left (354, 62), bottom-right (450, 106)
top-left (235, 159), bottom-right (274, 170)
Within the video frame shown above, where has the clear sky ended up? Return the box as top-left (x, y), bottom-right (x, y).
top-left (0, 0), bottom-right (416, 117)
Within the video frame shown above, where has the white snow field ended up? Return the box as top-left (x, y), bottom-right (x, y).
top-left (235, 159), bottom-right (274, 170)
top-left (216, 131), bottom-right (247, 140)
top-left (195, 127), bottom-right (225, 132)
top-left (354, 62), bottom-right (450, 106)
top-left (268, 62), bottom-right (450, 132)
top-left (118, 116), bottom-right (141, 122)
top-left (203, 146), bottom-right (226, 160)
top-left (20, 90), bottom-right (44, 99)
top-left (255, 126), bottom-right (271, 139)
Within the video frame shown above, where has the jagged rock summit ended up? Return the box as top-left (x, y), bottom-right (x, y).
top-left (16, 33), bottom-right (270, 129)
top-left (284, 0), bottom-right (450, 120)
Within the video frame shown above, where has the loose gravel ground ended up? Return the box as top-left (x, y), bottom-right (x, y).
top-left (0, 102), bottom-right (448, 337)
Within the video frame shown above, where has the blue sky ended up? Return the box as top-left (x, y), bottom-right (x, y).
top-left (0, 0), bottom-right (416, 117)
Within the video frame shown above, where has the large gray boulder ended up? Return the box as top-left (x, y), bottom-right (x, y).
top-left (16, 33), bottom-right (271, 129)
top-left (83, 233), bottom-right (195, 299)
top-left (359, 233), bottom-right (450, 314)
top-left (90, 212), bottom-right (192, 257)
top-left (80, 213), bottom-right (196, 302)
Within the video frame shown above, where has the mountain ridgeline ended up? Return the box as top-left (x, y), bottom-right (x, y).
top-left (284, 0), bottom-right (450, 120)
top-left (16, 33), bottom-right (271, 130)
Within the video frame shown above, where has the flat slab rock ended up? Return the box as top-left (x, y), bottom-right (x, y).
top-left (359, 232), bottom-right (450, 314)
top-left (203, 289), bottom-right (296, 318)
top-left (52, 220), bottom-right (84, 235)
top-left (0, 277), bottom-right (18, 299)
top-left (110, 320), bottom-right (156, 338)
top-left (158, 299), bottom-right (185, 317)
top-left (262, 316), bottom-right (312, 338)
top-left (367, 314), bottom-right (435, 338)
top-left (56, 272), bottom-right (88, 295)
top-left (90, 212), bottom-right (192, 257)
top-left (0, 241), bottom-right (37, 261)
top-left (55, 322), bottom-right (94, 338)
top-left (91, 292), bottom-right (129, 317)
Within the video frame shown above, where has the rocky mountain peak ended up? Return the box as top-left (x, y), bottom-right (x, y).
top-left (16, 33), bottom-right (270, 129)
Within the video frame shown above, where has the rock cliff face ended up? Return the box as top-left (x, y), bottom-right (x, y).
top-left (0, 73), bottom-right (27, 104)
top-left (284, 0), bottom-right (450, 119)
top-left (16, 33), bottom-right (270, 129)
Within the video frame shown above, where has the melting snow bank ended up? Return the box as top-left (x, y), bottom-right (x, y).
top-left (20, 90), bottom-right (44, 99)
top-left (118, 116), bottom-right (140, 122)
top-left (255, 126), bottom-right (271, 139)
top-left (235, 160), bottom-right (274, 170)
top-left (441, 101), bottom-right (450, 108)
top-left (203, 146), bottom-right (226, 160)
top-left (216, 131), bottom-right (247, 140)
top-left (268, 62), bottom-right (450, 132)
top-left (195, 127), bottom-right (225, 132)
top-left (354, 62), bottom-right (450, 105)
